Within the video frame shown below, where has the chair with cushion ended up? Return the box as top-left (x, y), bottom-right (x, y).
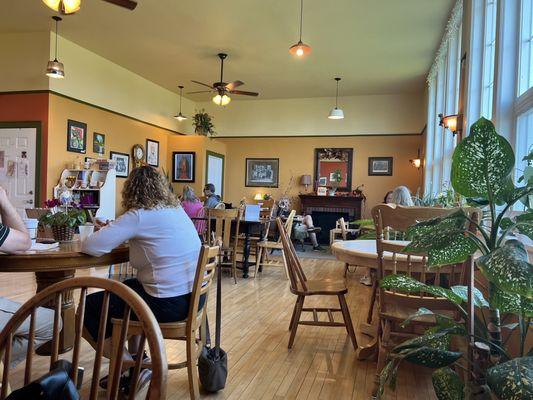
top-left (254, 210), bottom-right (296, 279)
top-left (0, 276), bottom-right (167, 400)
top-left (111, 245), bottom-right (218, 400)
top-left (277, 218), bottom-right (357, 349)
top-left (371, 204), bottom-right (477, 394)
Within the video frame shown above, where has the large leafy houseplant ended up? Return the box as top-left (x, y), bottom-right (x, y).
top-left (378, 118), bottom-right (533, 400)
top-left (192, 109), bottom-right (216, 136)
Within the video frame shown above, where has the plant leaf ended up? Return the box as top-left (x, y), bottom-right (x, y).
top-left (477, 240), bottom-right (533, 299)
top-left (380, 275), bottom-right (463, 304)
top-left (451, 285), bottom-right (489, 307)
top-left (451, 117), bottom-right (515, 200)
top-left (403, 347), bottom-right (462, 368)
top-left (490, 288), bottom-right (533, 317)
top-left (515, 211), bottom-right (533, 240)
top-left (487, 357), bottom-right (533, 400)
top-left (427, 234), bottom-right (479, 267)
top-left (432, 367), bottom-right (465, 400)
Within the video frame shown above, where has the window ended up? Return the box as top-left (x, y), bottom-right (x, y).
top-left (515, 109), bottom-right (533, 184)
top-left (518, 0), bottom-right (533, 95)
top-left (481, 0), bottom-right (497, 119)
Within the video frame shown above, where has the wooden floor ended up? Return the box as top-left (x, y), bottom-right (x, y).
top-left (0, 257), bottom-right (437, 399)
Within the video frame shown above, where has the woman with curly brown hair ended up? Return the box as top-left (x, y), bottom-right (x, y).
top-left (81, 166), bottom-right (201, 392)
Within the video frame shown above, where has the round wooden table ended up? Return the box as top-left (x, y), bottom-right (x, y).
top-left (0, 241), bottom-right (129, 353)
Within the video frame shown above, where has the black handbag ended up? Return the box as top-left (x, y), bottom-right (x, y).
top-left (6, 360), bottom-right (79, 400)
top-left (198, 263), bottom-right (228, 392)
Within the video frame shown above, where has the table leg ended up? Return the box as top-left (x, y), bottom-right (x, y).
top-left (34, 270), bottom-right (76, 355)
top-left (242, 228), bottom-right (251, 278)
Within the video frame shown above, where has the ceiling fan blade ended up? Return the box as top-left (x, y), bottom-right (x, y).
top-left (225, 80), bottom-right (244, 91)
top-left (230, 90), bottom-right (259, 97)
top-left (187, 90), bottom-right (213, 94)
top-left (102, 0), bottom-right (138, 10)
top-left (191, 80), bottom-right (214, 89)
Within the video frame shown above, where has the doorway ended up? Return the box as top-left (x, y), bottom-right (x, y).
top-left (0, 125), bottom-right (39, 217)
top-left (205, 151), bottom-right (225, 198)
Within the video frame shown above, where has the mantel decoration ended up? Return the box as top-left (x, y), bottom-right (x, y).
top-left (39, 196), bottom-right (87, 242)
top-left (378, 118), bottom-right (533, 400)
top-left (192, 109), bottom-right (216, 136)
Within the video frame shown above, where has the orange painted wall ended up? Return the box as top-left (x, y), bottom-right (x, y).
top-left (0, 92), bottom-right (49, 202)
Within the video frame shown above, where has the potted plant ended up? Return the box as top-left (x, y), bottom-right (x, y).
top-left (377, 118), bottom-right (533, 400)
top-left (39, 198), bottom-right (87, 242)
top-left (192, 109), bottom-right (216, 136)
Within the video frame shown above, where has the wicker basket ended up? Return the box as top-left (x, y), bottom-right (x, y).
top-left (52, 226), bottom-right (76, 242)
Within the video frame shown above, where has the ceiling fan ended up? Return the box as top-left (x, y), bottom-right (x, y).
top-left (42, 0), bottom-right (137, 15)
top-left (189, 53), bottom-right (259, 106)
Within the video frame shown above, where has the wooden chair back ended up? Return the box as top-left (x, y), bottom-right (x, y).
top-left (0, 277), bottom-right (167, 400)
top-left (253, 198), bottom-right (275, 219)
top-left (275, 210), bottom-right (296, 244)
top-left (338, 217), bottom-right (348, 240)
top-left (277, 217), bottom-right (308, 293)
top-left (371, 204), bottom-right (477, 312)
top-left (207, 208), bottom-right (241, 248)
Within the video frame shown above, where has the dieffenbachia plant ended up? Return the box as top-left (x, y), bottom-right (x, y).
top-left (377, 118), bottom-right (533, 400)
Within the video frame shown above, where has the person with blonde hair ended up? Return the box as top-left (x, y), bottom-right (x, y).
top-left (81, 166), bottom-right (202, 392)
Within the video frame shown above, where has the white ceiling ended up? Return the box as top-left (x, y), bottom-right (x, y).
top-left (2, 0), bottom-right (455, 100)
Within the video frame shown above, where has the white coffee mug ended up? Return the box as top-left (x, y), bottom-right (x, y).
top-left (78, 224), bottom-right (95, 241)
top-left (24, 218), bottom-right (38, 240)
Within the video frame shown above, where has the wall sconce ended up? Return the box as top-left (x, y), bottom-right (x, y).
top-left (300, 174), bottom-right (312, 191)
top-left (254, 193), bottom-right (263, 201)
top-left (409, 148), bottom-right (422, 169)
top-left (439, 113), bottom-right (463, 135)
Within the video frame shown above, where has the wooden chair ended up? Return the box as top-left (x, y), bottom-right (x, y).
top-left (207, 208), bottom-right (241, 283)
top-left (371, 204), bottom-right (477, 394)
top-left (237, 198), bottom-right (276, 262)
top-left (0, 276), bottom-right (167, 400)
top-left (277, 218), bottom-right (357, 349)
top-left (111, 245), bottom-right (218, 400)
top-left (254, 210), bottom-right (296, 279)
top-left (329, 217), bottom-right (359, 245)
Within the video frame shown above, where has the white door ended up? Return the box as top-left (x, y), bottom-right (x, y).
top-left (0, 128), bottom-right (37, 217)
top-left (206, 152), bottom-right (224, 197)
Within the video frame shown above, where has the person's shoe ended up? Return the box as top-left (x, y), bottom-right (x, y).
top-left (307, 227), bottom-right (322, 233)
top-left (360, 275), bottom-right (372, 286)
top-left (312, 245), bottom-right (325, 252)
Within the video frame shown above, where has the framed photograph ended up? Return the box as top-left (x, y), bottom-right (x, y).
top-left (245, 158), bottom-right (279, 188)
top-left (93, 132), bottom-right (105, 155)
top-left (146, 139), bottom-right (159, 167)
top-left (317, 187), bottom-right (328, 196)
top-left (318, 177), bottom-right (327, 186)
top-left (67, 120), bottom-right (87, 153)
top-left (172, 152), bottom-right (195, 182)
top-left (110, 151), bottom-right (130, 178)
top-left (368, 157), bottom-right (393, 176)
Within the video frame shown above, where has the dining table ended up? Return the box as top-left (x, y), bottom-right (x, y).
top-left (0, 241), bottom-right (129, 354)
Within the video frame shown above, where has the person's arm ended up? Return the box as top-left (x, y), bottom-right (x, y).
top-left (0, 187), bottom-right (31, 253)
top-left (81, 210), bottom-right (139, 257)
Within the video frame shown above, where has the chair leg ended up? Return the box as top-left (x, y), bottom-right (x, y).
top-left (338, 294), bottom-right (357, 350)
top-left (186, 330), bottom-right (200, 400)
top-left (373, 319), bottom-right (391, 397)
top-left (366, 278), bottom-right (378, 324)
top-left (288, 295), bottom-right (304, 349)
top-left (254, 247), bottom-right (263, 279)
top-left (280, 250), bottom-right (290, 280)
top-left (288, 299), bottom-right (299, 331)
top-left (232, 251), bottom-right (237, 284)
top-left (344, 263), bottom-right (349, 278)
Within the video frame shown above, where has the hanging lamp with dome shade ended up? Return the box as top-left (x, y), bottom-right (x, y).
top-left (289, 0), bottom-right (311, 58)
top-left (46, 16), bottom-right (65, 79)
top-left (328, 77), bottom-right (344, 119)
top-left (174, 85), bottom-right (188, 121)
top-left (42, 0), bottom-right (81, 14)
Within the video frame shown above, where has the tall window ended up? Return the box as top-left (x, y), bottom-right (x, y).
top-left (518, 0), bottom-right (533, 95)
top-left (481, 0), bottom-right (497, 119)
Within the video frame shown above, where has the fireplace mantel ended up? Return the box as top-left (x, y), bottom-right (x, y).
top-left (299, 194), bottom-right (363, 220)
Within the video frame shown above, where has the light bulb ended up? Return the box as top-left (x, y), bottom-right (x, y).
top-left (43, 0), bottom-right (81, 14)
top-left (212, 94), bottom-right (231, 106)
top-left (296, 48), bottom-right (304, 57)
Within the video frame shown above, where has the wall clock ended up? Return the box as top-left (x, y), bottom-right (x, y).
top-left (132, 144), bottom-right (145, 167)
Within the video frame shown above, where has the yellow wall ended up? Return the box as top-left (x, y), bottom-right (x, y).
top-left (218, 135), bottom-right (423, 217)
top-left (47, 93), bottom-right (171, 213)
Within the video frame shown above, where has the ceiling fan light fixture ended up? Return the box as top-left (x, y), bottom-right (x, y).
top-left (212, 94), bottom-right (231, 106)
top-left (42, 0), bottom-right (81, 14)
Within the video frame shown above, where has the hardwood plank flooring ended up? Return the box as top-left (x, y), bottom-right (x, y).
top-left (0, 258), bottom-right (436, 399)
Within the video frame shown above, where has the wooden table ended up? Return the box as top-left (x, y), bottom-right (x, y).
top-left (0, 241), bottom-right (129, 353)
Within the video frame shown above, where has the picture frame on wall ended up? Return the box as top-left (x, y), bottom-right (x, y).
top-left (66, 119), bottom-right (87, 154)
top-left (172, 152), bottom-right (195, 182)
top-left (368, 157), bottom-right (393, 176)
top-left (245, 158), bottom-right (279, 187)
top-left (110, 151), bottom-right (130, 178)
top-left (93, 132), bottom-right (105, 155)
top-left (146, 139), bottom-right (159, 167)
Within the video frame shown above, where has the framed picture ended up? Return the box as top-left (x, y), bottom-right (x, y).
top-left (318, 177), bottom-right (327, 186)
top-left (110, 151), bottom-right (130, 178)
top-left (368, 157), bottom-right (393, 176)
top-left (67, 120), bottom-right (87, 153)
top-left (317, 187), bottom-right (328, 196)
top-left (93, 132), bottom-right (105, 155)
top-left (172, 152), bottom-right (195, 182)
top-left (146, 139), bottom-right (159, 167)
top-left (245, 158), bottom-right (279, 188)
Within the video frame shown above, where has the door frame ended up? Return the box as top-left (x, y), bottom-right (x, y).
top-left (0, 121), bottom-right (42, 207)
top-left (205, 150), bottom-right (225, 199)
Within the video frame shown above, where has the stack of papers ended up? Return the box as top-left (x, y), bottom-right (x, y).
top-left (30, 242), bottom-right (60, 251)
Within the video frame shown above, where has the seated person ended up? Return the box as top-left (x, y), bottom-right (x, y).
top-left (276, 200), bottom-right (323, 251)
top-left (203, 183), bottom-right (222, 209)
top-left (181, 185), bottom-right (206, 237)
top-left (81, 166), bottom-right (202, 392)
top-left (0, 186), bottom-right (54, 367)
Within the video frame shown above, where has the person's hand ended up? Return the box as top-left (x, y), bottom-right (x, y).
top-left (93, 219), bottom-right (109, 231)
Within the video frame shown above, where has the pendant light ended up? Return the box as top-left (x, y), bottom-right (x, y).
top-left (174, 85), bottom-right (187, 121)
top-left (328, 77), bottom-right (344, 119)
top-left (42, 0), bottom-right (81, 15)
top-left (46, 16), bottom-right (65, 79)
top-left (289, 0), bottom-right (311, 58)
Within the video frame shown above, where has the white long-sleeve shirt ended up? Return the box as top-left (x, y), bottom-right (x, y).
top-left (81, 207), bottom-right (201, 298)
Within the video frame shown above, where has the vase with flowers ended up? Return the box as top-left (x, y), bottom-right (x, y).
top-left (39, 197), bottom-right (87, 242)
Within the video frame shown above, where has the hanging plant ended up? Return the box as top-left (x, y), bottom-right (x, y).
top-left (192, 109), bottom-right (216, 136)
